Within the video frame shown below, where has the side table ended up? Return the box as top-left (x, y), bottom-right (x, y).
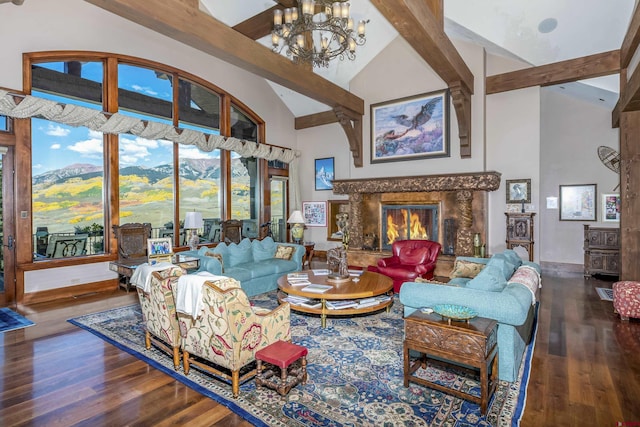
top-left (109, 255), bottom-right (200, 292)
top-left (403, 311), bottom-right (498, 414)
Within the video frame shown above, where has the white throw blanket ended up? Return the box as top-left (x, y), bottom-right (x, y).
top-left (508, 265), bottom-right (542, 305)
top-left (130, 262), bottom-right (174, 293)
top-left (176, 271), bottom-right (229, 318)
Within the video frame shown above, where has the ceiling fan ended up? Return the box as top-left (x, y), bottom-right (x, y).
top-left (597, 145), bottom-right (620, 191)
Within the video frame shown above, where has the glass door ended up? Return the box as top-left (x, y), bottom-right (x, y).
top-left (0, 135), bottom-right (16, 308)
top-left (269, 177), bottom-right (288, 242)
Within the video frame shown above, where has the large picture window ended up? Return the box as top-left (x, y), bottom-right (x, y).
top-left (27, 52), bottom-right (269, 261)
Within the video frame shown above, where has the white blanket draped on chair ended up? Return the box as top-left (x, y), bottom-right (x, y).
top-left (175, 271), bottom-right (230, 318)
top-left (130, 262), bottom-right (174, 292)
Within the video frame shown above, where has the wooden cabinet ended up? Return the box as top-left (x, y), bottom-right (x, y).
top-left (505, 212), bottom-right (535, 261)
top-left (584, 225), bottom-right (620, 277)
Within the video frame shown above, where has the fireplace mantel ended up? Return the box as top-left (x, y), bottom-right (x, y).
top-left (332, 171), bottom-right (501, 255)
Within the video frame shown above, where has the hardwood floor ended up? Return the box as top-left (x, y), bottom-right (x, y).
top-left (1, 272), bottom-right (638, 426)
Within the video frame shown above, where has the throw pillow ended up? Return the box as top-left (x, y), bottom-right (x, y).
top-left (275, 245), bottom-right (295, 260)
top-left (466, 265), bottom-right (507, 292)
top-left (204, 250), bottom-right (224, 273)
top-left (449, 259), bottom-right (485, 279)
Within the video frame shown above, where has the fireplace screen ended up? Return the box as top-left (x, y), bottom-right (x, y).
top-left (382, 205), bottom-right (438, 250)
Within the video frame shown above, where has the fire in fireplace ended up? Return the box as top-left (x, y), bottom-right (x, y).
top-left (381, 205), bottom-right (438, 250)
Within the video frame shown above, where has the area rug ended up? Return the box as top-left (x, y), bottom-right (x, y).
top-left (0, 307), bottom-right (35, 333)
top-left (69, 293), bottom-right (537, 426)
top-left (596, 287), bottom-right (614, 301)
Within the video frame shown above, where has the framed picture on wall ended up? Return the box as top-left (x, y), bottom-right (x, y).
top-left (370, 89), bottom-right (450, 163)
top-left (302, 201), bottom-right (327, 227)
top-left (602, 193), bottom-right (620, 222)
top-left (314, 157), bottom-right (334, 190)
top-left (505, 179), bottom-right (531, 204)
top-left (559, 184), bottom-right (597, 221)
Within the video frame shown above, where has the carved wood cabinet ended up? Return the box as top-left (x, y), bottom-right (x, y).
top-left (505, 212), bottom-right (535, 261)
top-left (583, 225), bottom-right (620, 277)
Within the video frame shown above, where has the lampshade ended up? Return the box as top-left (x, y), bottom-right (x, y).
top-left (287, 210), bottom-right (305, 224)
top-left (184, 211), bottom-right (204, 229)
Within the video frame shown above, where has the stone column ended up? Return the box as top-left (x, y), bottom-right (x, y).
top-left (456, 190), bottom-right (473, 256)
top-left (348, 192), bottom-right (363, 249)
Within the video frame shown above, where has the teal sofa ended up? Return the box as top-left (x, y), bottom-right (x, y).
top-left (399, 249), bottom-right (541, 382)
top-left (182, 237), bottom-right (304, 297)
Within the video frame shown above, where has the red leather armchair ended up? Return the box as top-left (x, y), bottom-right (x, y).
top-left (376, 240), bottom-right (441, 293)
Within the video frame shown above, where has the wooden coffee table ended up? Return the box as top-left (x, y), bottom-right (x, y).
top-left (277, 270), bottom-right (394, 327)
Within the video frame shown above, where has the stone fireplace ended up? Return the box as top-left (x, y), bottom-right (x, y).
top-left (331, 171), bottom-right (501, 266)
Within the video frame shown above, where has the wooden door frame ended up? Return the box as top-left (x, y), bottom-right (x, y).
top-left (0, 130), bottom-right (16, 307)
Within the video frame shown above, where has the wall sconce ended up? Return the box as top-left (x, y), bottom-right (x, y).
top-left (184, 211), bottom-right (204, 250)
top-left (287, 210), bottom-right (305, 244)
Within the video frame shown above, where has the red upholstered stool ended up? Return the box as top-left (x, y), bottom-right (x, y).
top-left (255, 340), bottom-right (308, 396)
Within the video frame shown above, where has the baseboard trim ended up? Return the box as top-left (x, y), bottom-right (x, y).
top-left (540, 261), bottom-right (584, 278)
top-left (23, 279), bottom-right (120, 305)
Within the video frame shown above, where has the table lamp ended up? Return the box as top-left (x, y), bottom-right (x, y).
top-left (287, 210), bottom-right (305, 244)
top-left (184, 211), bottom-right (204, 250)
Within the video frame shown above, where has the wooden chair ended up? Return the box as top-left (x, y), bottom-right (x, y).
top-left (221, 219), bottom-right (242, 244)
top-left (113, 223), bottom-right (151, 258)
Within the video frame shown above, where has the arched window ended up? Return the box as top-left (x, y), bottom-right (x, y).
top-left (26, 52), bottom-right (270, 261)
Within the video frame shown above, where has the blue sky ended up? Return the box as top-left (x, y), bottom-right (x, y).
top-left (32, 62), bottom-right (221, 174)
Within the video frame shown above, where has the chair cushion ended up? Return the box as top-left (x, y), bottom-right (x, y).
top-left (466, 265), bottom-right (507, 292)
top-left (398, 246), bottom-right (429, 265)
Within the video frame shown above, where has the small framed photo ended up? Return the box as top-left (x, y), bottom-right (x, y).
top-left (506, 179), bottom-right (531, 204)
top-left (602, 193), bottom-right (620, 222)
top-left (559, 184), bottom-right (597, 221)
top-left (148, 237), bottom-right (173, 257)
top-left (370, 89), bottom-right (450, 163)
top-left (315, 157), bottom-right (334, 191)
top-left (302, 201), bottom-right (327, 227)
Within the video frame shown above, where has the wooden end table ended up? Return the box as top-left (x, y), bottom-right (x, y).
top-left (403, 310), bottom-right (498, 414)
top-left (109, 254), bottom-right (200, 292)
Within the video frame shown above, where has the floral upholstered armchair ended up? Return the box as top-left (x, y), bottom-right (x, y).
top-left (181, 279), bottom-right (291, 398)
top-left (136, 265), bottom-right (187, 370)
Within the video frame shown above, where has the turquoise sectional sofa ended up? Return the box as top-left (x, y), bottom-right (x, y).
top-left (399, 249), bottom-right (541, 382)
top-left (182, 237), bottom-right (304, 297)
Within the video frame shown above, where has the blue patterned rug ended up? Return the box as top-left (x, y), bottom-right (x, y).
top-left (68, 293), bottom-right (536, 426)
top-left (0, 307), bottom-right (35, 333)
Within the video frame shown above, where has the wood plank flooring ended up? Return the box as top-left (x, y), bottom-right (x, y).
top-left (1, 272), bottom-right (639, 426)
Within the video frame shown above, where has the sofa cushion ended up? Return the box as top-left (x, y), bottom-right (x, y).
top-left (275, 245), bottom-right (295, 260)
top-left (466, 265), bottom-right (507, 292)
top-left (502, 249), bottom-right (523, 268)
top-left (227, 239), bottom-right (253, 267)
top-left (252, 237), bottom-right (277, 261)
top-left (449, 259), bottom-right (485, 279)
top-left (488, 255), bottom-right (517, 280)
top-left (223, 266), bottom-right (253, 283)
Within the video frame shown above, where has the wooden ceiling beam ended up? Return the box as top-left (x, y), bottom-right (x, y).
top-left (233, 1), bottom-right (297, 41)
top-left (486, 50), bottom-right (620, 94)
top-left (370, 0), bottom-right (474, 158)
top-left (84, 0), bottom-right (364, 116)
top-left (621, 2), bottom-right (640, 68)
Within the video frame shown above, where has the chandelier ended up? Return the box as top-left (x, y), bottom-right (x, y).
top-left (271, 0), bottom-right (367, 68)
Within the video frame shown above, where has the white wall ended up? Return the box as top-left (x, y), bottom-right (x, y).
top-left (539, 88), bottom-right (619, 265)
top-left (0, 0), bottom-right (297, 293)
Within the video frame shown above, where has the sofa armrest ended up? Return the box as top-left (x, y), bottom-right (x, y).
top-left (399, 281), bottom-right (533, 326)
top-left (196, 256), bottom-right (223, 275)
top-left (378, 255), bottom-right (399, 268)
top-left (276, 243), bottom-right (304, 271)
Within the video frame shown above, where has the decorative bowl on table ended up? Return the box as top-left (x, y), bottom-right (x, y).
top-left (432, 304), bottom-right (477, 324)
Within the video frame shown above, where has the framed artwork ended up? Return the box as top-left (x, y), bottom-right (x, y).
top-left (506, 179), bottom-right (531, 203)
top-left (302, 201), bottom-right (327, 227)
top-left (315, 157), bottom-right (334, 190)
top-left (602, 193), bottom-right (621, 222)
top-left (559, 184), bottom-right (597, 221)
top-left (370, 89), bottom-right (450, 163)
top-left (147, 237), bottom-right (173, 256)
